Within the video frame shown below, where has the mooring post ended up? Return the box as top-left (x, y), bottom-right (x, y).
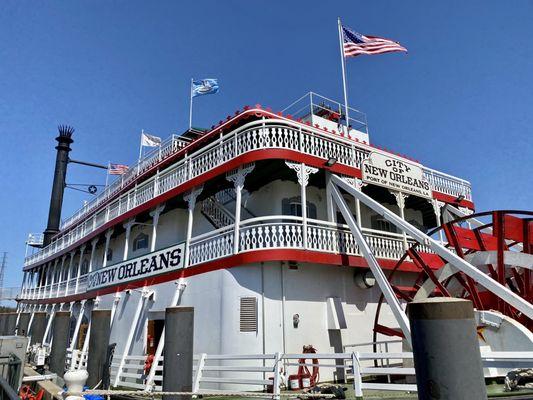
top-left (17, 312), bottom-right (31, 336)
top-left (49, 311), bottom-right (70, 378)
top-left (86, 309), bottom-right (111, 389)
top-left (30, 312), bottom-right (47, 345)
top-left (407, 298), bottom-right (487, 400)
top-left (163, 307), bottom-right (194, 400)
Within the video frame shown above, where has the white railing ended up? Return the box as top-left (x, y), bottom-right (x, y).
top-left (19, 217), bottom-right (437, 300)
top-left (105, 350), bottom-right (533, 396)
top-left (25, 117), bottom-right (472, 268)
top-left (201, 197), bottom-right (235, 229)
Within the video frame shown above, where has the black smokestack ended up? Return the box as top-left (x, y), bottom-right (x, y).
top-left (43, 125), bottom-right (74, 246)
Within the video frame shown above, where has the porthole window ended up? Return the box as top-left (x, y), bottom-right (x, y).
top-left (133, 233), bottom-right (149, 251)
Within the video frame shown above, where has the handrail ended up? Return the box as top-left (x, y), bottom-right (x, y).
top-left (24, 117), bottom-right (472, 268)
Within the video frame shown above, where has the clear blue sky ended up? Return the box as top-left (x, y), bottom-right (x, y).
top-left (0, 1), bottom-right (532, 288)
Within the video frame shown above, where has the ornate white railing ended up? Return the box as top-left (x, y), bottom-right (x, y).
top-left (19, 217), bottom-right (436, 301)
top-left (25, 118), bottom-right (471, 267)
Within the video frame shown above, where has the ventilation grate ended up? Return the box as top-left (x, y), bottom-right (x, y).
top-left (239, 297), bottom-right (258, 333)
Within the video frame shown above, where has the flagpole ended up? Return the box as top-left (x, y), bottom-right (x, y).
top-left (139, 129), bottom-right (144, 162)
top-left (337, 17), bottom-right (350, 130)
top-left (189, 78), bottom-right (193, 130)
top-left (105, 161), bottom-right (110, 187)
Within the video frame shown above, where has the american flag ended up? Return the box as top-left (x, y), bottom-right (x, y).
top-left (342, 25), bottom-right (407, 57)
top-left (108, 163), bottom-right (129, 175)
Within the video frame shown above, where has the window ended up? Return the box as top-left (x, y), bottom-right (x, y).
top-left (239, 297), bottom-right (258, 333)
top-left (282, 197), bottom-right (317, 219)
top-left (133, 233), bottom-right (149, 251)
top-left (371, 214), bottom-right (397, 233)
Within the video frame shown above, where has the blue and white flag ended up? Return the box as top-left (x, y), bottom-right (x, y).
top-left (192, 79), bottom-right (219, 97)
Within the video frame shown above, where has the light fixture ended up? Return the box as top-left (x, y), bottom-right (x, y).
top-left (325, 157), bottom-right (337, 167)
top-left (455, 194), bottom-right (465, 203)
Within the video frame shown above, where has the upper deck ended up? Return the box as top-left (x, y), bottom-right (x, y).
top-left (23, 93), bottom-right (472, 269)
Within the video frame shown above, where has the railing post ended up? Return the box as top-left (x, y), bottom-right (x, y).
top-left (192, 353), bottom-right (206, 393)
top-left (352, 352), bottom-right (363, 400)
top-left (272, 352), bottom-right (281, 400)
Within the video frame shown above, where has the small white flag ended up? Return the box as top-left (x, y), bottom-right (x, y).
top-left (141, 132), bottom-right (162, 147)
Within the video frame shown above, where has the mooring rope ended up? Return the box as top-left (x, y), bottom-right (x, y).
top-left (62, 390), bottom-right (336, 398)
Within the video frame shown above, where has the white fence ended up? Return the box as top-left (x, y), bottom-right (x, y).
top-left (102, 350), bottom-right (533, 398)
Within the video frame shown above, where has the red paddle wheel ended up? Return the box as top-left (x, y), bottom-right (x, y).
top-left (373, 210), bottom-right (533, 342)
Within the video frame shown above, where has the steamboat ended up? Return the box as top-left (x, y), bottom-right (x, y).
top-left (12, 92), bottom-right (533, 393)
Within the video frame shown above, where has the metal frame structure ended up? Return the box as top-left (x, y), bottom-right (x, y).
top-left (327, 174), bottom-right (533, 339)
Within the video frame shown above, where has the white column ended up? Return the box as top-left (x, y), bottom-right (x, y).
top-left (69, 300), bottom-right (86, 351)
top-left (64, 252), bottom-right (75, 296)
top-left (226, 164), bottom-right (255, 254)
top-left (325, 172), bottom-right (337, 223)
top-left (75, 245), bottom-right (86, 294)
top-left (285, 162), bottom-right (318, 249)
top-left (392, 191), bottom-right (409, 251)
top-left (88, 238), bottom-right (99, 273)
top-left (432, 200), bottom-right (445, 243)
top-left (43, 304), bottom-right (56, 345)
top-left (183, 187), bottom-right (203, 268)
top-left (102, 229), bottom-right (114, 267)
top-left (48, 262), bottom-right (57, 299)
top-left (149, 204), bottom-right (166, 252)
top-left (56, 256), bottom-right (66, 297)
top-left (123, 219), bottom-right (136, 261)
top-left (110, 292), bottom-right (121, 328)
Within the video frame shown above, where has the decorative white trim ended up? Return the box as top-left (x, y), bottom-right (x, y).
top-left (285, 161), bottom-right (318, 187)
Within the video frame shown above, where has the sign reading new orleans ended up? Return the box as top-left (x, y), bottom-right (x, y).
top-left (87, 243), bottom-right (185, 291)
top-left (362, 152), bottom-right (432, 199)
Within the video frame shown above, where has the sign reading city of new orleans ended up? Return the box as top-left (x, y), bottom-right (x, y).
top-left (87, 243), bottom-right (185, 291)
top-left (362, 152), bottom-right (432, 199)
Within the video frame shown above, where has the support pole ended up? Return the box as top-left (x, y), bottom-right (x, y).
top-left (42, 305), bottom-right (56, 345)
top-left (329, 181), bottom-right (411, 341)
top-left (183, 187), bottom-right (202, 268)
top-left (407, 298), bottom-right (487, 399)
top-left (87, 309), bottom-right (111, 389)
top-left (49, 311), bottom-right (70, 378)
top-left (69, 301), bottom-right (86, 351)
top-left (337, 17), bottom-right (350, 129)
top-left (163, 307), bottom-right (194, 400)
